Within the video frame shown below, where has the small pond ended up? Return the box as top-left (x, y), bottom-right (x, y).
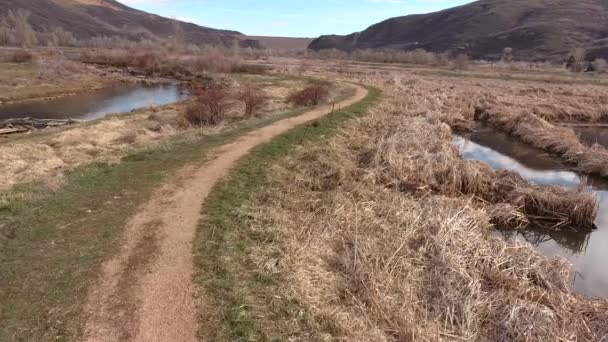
top-left (455, 122), bottom-right (608, 298)
top-left (0, 83), bottom-right (188, 121)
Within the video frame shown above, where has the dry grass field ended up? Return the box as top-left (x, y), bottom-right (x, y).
top-left (195, 61), bottom-right (608, 341)
top-left (3, 46), bottom-right (608, 341)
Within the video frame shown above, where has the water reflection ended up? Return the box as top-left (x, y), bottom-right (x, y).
top-left (455, 123), bottom-right (608, 298)
top-left (0, 83), bottom-right (188, 121)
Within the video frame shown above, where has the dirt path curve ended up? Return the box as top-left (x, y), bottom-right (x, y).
top-left (81, 83), bottom-right (368, 342)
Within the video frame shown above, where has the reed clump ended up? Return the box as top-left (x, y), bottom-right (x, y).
top-left (287, 85), bottom-right (329, 106)
top-left (345, 116), bottom-right (598, 230)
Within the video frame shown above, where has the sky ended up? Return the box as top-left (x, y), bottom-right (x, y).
top-left (117, 0), bottom-right (474, 37)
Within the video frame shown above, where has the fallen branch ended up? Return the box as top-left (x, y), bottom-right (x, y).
top-left (0, 117), bottom-right (81, 135)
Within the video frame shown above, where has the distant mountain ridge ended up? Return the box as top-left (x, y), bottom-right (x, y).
top-left (309, 0), bottom-right (608, 61)
top-left (0, 0), bottom-right (250, 46)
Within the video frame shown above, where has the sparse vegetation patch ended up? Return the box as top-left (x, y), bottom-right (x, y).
top-left (287, 84), bottom-right (330, 106)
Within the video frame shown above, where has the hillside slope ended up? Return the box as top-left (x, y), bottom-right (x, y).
top-left (309, 0), bottom-right (608, 61)
top-left (0, 0), bottom-right (250, 46)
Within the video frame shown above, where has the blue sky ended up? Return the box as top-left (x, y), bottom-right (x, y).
top-left (118, 0), bottom-right (474, 37)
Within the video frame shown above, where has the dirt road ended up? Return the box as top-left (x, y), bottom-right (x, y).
top-left (81, 83), bottom-right (368, 342)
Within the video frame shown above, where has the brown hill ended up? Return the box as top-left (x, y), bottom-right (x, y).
top-left (0, 0), bottom-right (254, 46)
top-left (309, 0), bottom-right (608, 61)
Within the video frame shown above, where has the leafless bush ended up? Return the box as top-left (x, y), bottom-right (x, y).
top-left (239, 85), bottom-right (268, 118)
top-left (49, 27), bottom-right (78, 47)
top-left (184, 84), bottom-right (230, 126)
top-left (452, 53), bottom-right (470, 70)
top-left (592, 58), bottom-right (607, 73)
top-left (189, 49), bottom-right (242, 73)
top-left (287, 85), bottom-right (329, 106)
top-left (410, 48), bottom-right (438, 65)
top-left (329, 48), bottom-right (449, 66)
top-left (6, 9), bottom-right (37, 47)
top-left (501, 47), bottom-right (513, 63)
top-left (568, 47), bottom-right (587, 72)
top-left (37, 52), bottom-right (86, 79)
top-left (10, 49), bottom-right (33, 63)
top-left (81, 48), bottom-right (246, 76)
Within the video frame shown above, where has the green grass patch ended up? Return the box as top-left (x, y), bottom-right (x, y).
top-left (195, 86), bottom-right (381, 341)
top-left (0, 81), bottom-right (348, 342)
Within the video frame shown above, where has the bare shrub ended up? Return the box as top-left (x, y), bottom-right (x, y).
top-left (10, 49), bottom-right (33, 63)
top-left (81, 48), bottom-right (247, 76)
top-left (592, 58), bottom-right (607, 73)
top-left (568, 47), bottom-right (587, 72)
top-left (287, 85), bottom-right (329, 107)
top-left (36, 52), bottom-right (86, 79)
top-left (190, 49), bottom-right (241, 73)
top-left (452, 53), bottom-right (470, 70)
top-left (49, 27), bottom-right (77, 47)
top-left (184, 84), bottom-right (230, 126)
top-left (7, 9), bottom-right (37, 47)
top-left (239, 85), bottom-right (268, 118)
top-left (502, 47), bottom-right (513, 63)
top-left (410, 48), bottom-right (438, 65)
top-left (0, 20), bottom-right (10, 46)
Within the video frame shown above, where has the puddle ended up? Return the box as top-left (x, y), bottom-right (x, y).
top-left (455, 122), bottom-right (608, 298)
top-left (0, 83), bottom-right (188, 121)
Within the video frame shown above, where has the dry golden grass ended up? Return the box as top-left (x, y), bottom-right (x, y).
top-left (232, 68), bottom-right (608, 341)
top-left (319, 59), bottom-right (608, 179)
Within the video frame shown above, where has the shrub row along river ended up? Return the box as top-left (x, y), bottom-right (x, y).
top-left (0, 83), bottom-right (188, 121)
top-left (455, 122), bottom-right (608, 298)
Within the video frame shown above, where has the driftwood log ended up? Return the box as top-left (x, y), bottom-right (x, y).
top-left (0, 117), bottom-right (81, 135)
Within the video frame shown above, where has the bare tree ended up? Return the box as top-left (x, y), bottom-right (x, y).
top-left (568, 47), bottom-right (587, 72)
top-left (453, 53), bottom-right (469, 70)
top-left (0, 18), bottom-right (10, 46)
top-left (172, 20), bottom-right (185, 49)
top-left (7, 9), bottom-right (38, 47)
top-left (50, 27), bottom-right (77, 47)
top-left (501, 47), bottom-right (513, 63)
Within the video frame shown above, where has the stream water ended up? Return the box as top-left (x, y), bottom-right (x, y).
top-left (455, 123), bottom-right (608, 298)
top-left (572, 126), bottom-right (608, 149)
top-left (0, 83), bottom-right (188, 121)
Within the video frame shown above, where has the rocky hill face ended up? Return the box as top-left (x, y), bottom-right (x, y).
top-left (309, 0), bottom-right (608, 61)
top-left (0, 0), bottom-right (251, 46)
